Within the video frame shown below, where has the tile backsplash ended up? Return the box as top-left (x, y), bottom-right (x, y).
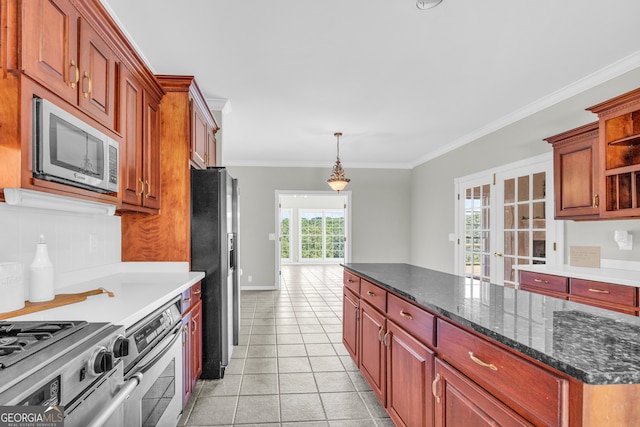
top-left (0, 202), bottom-right (121, 296)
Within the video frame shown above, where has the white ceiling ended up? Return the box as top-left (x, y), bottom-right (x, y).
top-left (102, 0), bottom-right (640, 169)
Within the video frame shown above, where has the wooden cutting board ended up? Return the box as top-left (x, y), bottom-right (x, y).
top-left (0, 288), bottom-right (114, 320)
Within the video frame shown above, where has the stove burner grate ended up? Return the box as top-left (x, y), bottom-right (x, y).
top-left (0, 321), bottom-right (89, 369)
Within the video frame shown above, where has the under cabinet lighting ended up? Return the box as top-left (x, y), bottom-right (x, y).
top-left (3, 188), bottom-right (116, 216)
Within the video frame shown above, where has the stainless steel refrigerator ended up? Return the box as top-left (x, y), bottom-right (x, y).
top-left (191, 167), bottom-right (240, 379)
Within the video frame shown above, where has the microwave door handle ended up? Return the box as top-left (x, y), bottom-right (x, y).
top-left (85, 372), bottom-right (142, 427)
top-left (133, 325), bottom-right (181, 376)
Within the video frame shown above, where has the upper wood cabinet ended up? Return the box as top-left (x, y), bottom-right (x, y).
top-left (0, 0), bottom-right (163, 207)
top-left (119, 71), bottom-right (161, 213)
top-left (545, 122), bottom-right (599, 219)
top-left (188, 82), bottom-right (218, 169)
top-left (22, 0), bottom-right (117, 128)
top-left (587, 88), bottom-right (640, 218)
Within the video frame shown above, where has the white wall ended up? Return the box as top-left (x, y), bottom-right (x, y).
top-left (0, 203), bottom-right (121, 299)
top-left (227, 166), bottom-right (412, 287)
top-left (410, 67), bottom-right (640, 274)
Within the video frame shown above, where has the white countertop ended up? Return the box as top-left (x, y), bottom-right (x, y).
top-left (518, 264), bottom-right (640, 288)
top-left (8, 262), bottom-right (205, 329)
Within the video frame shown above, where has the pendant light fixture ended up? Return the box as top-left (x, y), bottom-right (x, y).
top-left (327, 132), bottom-right (350, 192)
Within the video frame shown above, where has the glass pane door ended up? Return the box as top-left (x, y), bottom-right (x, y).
top-left (498, 169), bottom-right (551, 287)
top-left (299, 209), bottom-right (345, 262)
top-left (462, 183), bottom-right (492, 286)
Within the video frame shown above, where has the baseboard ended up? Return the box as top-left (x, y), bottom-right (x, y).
top-left (241, 285), bottom-right (278, 291)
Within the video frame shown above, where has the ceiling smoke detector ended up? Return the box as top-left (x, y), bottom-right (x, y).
top-left (416, 0), bottom-right (443, 10)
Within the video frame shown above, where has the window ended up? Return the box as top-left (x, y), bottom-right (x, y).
top-left (299, 209), bottom-right (345, 262)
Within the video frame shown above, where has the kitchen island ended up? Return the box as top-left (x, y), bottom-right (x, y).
top-left (342, 263), bottom-right (640, 427)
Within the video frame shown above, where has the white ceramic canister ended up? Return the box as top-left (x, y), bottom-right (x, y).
top-left (29, 234), bottom-right (55, 302)
top-left (0, 262), bottom-right (25, 313)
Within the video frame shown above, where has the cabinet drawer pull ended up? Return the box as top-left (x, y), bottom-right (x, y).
top-left (432, 373), bottom-right (441, 403)
top-left (588, 288), bottom-right (610, 294)
top-left (137, 179), bottom-right (144, 196)
top-left (354, 306), bottom-right (359, 320)
top-left (533, 278), bottom-right (549, 284)
top-left (400, 310), bottom-right (413, 320)
top-left (145, 180), bottom-right (151, 198)
top-left (367, 291), bottom-right (376, 297)
top-left (383, 331), bottom-right (390, 348)
top-left (348, 279), bottom-right (355, 283)
top-left (378, 326), bottom-right (384, 343)
top-left (183, 297), bottom-right (192, 304)
top-left (192, 318), bottom-right (197, 335)
top-left (593, 194), bottom-right (599, 208)
top-left (193, 289), bottom-right (201, 295)
top-left (469, 352), bottom-right (498, 371)
top-left (70, 60), bottom-right (79, 88)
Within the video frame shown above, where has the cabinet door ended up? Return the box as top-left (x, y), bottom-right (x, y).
top-left (553, 131), bottom-right (599, 218)
top-left (434, 359), bottom-right (533, 427)
top-left (182, 311), bottom-right (192, 408)
top-left (191, 300), bottom-right (203, 384)
top-left (206, 127), bottom-right (217, 167)
top-left (386, 320), bottom-right (435, 427)
top-left (142, 93), bottom-right (161, 209)
top-left (77, 17), bottom-right (117, 127)
top-left (342, 287), bottom-right (359, 363)
top-left (359, 300), bottom-right (386, 405)
top-left (120, 66), bottom-right (144, 206)
top-left (21, 0), bottom-right (78, 104)
top-left (190, 100), bottom-right (208, 169)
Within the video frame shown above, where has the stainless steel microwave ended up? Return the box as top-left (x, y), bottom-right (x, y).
top-left (32, 98), bottom-right (119, 194)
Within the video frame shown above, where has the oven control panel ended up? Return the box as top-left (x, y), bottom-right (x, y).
top-left (133, 304), bottom-right (181, 354)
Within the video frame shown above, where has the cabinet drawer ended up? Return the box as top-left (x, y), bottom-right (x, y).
top-left (519, 271), bottom-right (568, 294)
top-left (343, 270), bottom-right (361, 294)
top-left (387, 294), bottom-right (435, 347)
top-left (360, 279), bottom-right (387, 313)
top-left (570, 278), bottom-right (637, 307)
top-left (437, 320), bottom-right (567, 427)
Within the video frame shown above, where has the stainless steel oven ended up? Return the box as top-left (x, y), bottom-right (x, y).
top-left (0, 321), bottom-right (129, 427)
top-left (121, 297), bottom-right (183, 427)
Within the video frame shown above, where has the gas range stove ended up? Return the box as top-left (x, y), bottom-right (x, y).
top-left (0, 320), bottom-right (127, 426)
top-left (0, 321), bottom-right (90, 368)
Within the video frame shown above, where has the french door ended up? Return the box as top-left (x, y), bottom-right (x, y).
top-left (456, 154), bottom-right (561, 287)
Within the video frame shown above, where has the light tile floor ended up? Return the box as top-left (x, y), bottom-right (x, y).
top-left (179, 264), bottom-right (393, 427)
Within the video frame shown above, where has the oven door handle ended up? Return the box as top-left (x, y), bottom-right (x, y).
top-left (86, 372), bottom-right (142, 427)
top-left (134, 324), bottom-right (182, 376)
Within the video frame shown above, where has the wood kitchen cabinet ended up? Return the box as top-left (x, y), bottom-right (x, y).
top-left (188, 79), bottom-right (219, 169)
top-left (342, 286), bottom-right (359, 363)
top-left (587, 88), bottom-right (640, 217)
top-left (359, 299), bottom-right (386, 404)
top-left (433, 359), bottom-right (533, 427)
top-left (342, 271), bottom-right (435, 426)
top-left (519, 270), bottom-right (639, 315)
top-left (545, 122), bottom-right (600, 219)
top-left (22, 0), bottom-right (117, 128)
top-left (121, 75), bottom-right (217, 262)
top-left (119, 65), bottom-right (161, 211)
top-left (182, 281), bottom-right (202, 408)
top-left (0, 0), bottom-right (163, 207)
top-left (436, 319), bottom-right (568, 426)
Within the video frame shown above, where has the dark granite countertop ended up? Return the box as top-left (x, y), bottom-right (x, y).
top-left (343, 263), bottom-right (640, 385)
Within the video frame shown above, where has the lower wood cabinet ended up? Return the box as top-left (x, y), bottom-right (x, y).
top-left (387, 320), bottom-right (435, 427)
top-left (519, 270), bottom-right (639, 315)
top-left (182, 282), bottom-right (203, 408)
top-left (359, 300), bottom-right (386, 404)
top-left (342, 286), bottom-right (359, 362)
top-left (433, 359), bottom-right (533, 427)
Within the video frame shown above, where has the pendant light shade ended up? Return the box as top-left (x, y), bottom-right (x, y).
top-left (327, 132), bottom-right (350, 192)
